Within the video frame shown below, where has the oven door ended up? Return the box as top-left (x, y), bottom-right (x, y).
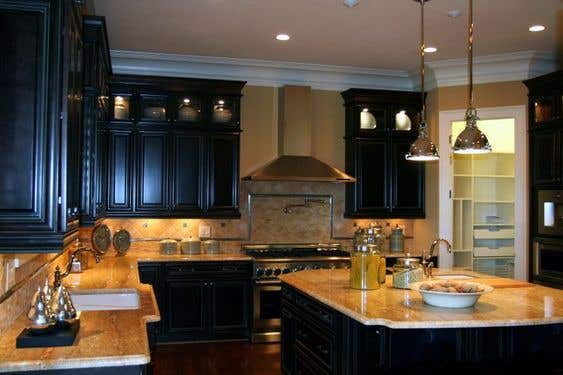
top-left (533, 239), bottom-right (563, 288)
top-left (253, 279), bottom-right (281, 343)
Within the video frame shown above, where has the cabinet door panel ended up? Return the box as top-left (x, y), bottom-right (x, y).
top-left (391, 137), bottom-right (425, 216)
top-left (532, 130), bottom-right (560, 185)
top-left (0, 8), bottom-right (55, 232)
top-left (136, 130), bottom-right (168, 211)
top-left (208, 134), bottom-right (239, 213)
top-left (107, 130), bottom-right (133, 212)
top-left (171, 132), bottom-right (204, 212)
top-left (165, 280), bottom-right (208, 339)
top-left (210, 280), bottom-right (249, 332)
top-left (357, 139), bottom-right (388, 212)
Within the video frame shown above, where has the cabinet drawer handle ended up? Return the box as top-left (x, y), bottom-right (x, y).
top-left (222, 266), bottom-right (236, 271)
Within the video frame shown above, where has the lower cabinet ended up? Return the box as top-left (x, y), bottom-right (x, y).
top-left (138, 261), bottom-right (251, 343)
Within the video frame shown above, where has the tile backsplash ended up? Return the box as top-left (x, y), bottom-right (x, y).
top-left (104, 181), bottom-right (416, 251)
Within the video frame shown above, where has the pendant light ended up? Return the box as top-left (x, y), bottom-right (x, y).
top-left (452, 0), bottom-right (491, 154)
top-left (406, 0), bottom-right (439, 162)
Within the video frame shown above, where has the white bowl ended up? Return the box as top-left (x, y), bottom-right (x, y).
top-left (409, 281), bottom-right (493, 308)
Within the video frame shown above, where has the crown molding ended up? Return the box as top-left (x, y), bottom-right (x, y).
top-left (111, 49), bottom-right (557, 92)
top-left (419, 50), bottom-right (557, 90)
top-left (110, 50), bottom-right (415, 91)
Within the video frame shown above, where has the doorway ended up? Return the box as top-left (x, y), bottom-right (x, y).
top-left (439, 106), bottom-right (528, 280)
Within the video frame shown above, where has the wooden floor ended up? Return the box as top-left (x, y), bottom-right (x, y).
top-left (151, 342), bottom-right (281, 375)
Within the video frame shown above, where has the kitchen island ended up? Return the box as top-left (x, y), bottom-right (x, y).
top-left (280, 269), bottom-right (563, 374)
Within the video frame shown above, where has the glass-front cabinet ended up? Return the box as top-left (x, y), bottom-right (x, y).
top-left (391, 105), bottom-right (419, 132)
top-left (176, 95), bottom-right (202, 124)
top-left (211, 96), bottom-right (240, 127)
top-left (139, 94), bottom-right (168, 122)
top-left (111, 94), bottom-right (133, 121)
top-left (358, 105), bottom-right (386, 131)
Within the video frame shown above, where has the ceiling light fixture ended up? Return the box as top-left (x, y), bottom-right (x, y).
top-left (406, 0), bottom-right (439, 162)
top-left (276, 33), bottom-right (290, 41)
top-left (452, 0), bottom-right (491, 155)
top-left (343, 0), bottom-right (360, 8)
top-left (424, 46), bottom-right (437, 53)
top-left (529, 25), bottom-right (546, 32)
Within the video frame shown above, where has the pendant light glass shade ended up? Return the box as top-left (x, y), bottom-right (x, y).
top-left (406, 0), bottom-right (439, 162)
top-left (452, 0), bottom-right (492, 154)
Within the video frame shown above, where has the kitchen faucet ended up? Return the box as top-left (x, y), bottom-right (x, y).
top-left (54, 242), bottom-right (102, 288)
top-left (421, 238), bottom-right (452, 278)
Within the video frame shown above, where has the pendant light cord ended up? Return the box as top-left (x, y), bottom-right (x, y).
top-left (419, 0), bottom-right (427, 130)
top-left (466, 0), bottom-right (478, 127)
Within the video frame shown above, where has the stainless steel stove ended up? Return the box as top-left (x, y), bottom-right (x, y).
top-left (243, 243), bottom-right (350, 343)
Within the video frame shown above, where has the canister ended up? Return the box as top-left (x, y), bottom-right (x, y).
top-left (350, 243), bottom-right (383, 290)
top-left (160, 239), bottom-right (178, 255)
top-left (181, 237), bottom-right (201, 255)
top-left (392, 257), bottom-right (423, 289)
top-left (202, 239), bottom-right (220, 254)
top-left (389, 225), bottom-right (405, 252)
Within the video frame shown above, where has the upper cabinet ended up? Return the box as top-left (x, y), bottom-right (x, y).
top-left (0, 0), bottom-right (84, 251)
top-left (104, 75), bottom-right (245, 218)
top-left (81, 16), bottom-right (112, 226)
top-left (525, 70), bottom-right (563, 187)
top-left (341, 89), bottom-right (425, 218)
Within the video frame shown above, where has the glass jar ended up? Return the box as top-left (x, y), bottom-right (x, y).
top-left (350, 244), bottom-right (382, 290)
top-left (392, 257), bottom-right (423, 289)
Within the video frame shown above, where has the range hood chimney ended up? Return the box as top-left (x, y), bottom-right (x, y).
top-left (243, 86), bottom-right (355, 183)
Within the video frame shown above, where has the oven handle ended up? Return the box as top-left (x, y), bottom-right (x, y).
top-left (255, 279), bottom-right (281, 286)
top-left (533, 241), bottom-right (539, 277)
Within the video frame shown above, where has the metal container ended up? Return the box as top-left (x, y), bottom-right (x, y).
top-left (392, 257), bottom-right (423, 289)
top-left (180, 237), bottom-right (201, 255)
top-left (160, 239), bottom-right (178, 255)
top-left (202, 239), bottom-right (220, 254)
top-left (389, 225), bottom-right (405, 252)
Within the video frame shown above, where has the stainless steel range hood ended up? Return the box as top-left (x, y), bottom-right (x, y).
top-left (243, 86), bottom-right (355, 183)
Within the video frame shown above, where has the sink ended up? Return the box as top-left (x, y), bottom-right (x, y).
top-left (432, 274), bottom-right (476, 280)
top-left (70, 288), bottom-right (140, 311)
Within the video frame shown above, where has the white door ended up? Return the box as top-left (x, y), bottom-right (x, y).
top-left (439, 106), bottom-right (528, 280)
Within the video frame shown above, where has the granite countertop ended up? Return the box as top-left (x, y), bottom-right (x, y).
top-left (0, 247), bottom-right (252, 373)
top-left (280, 268), bottom-right (563, 329)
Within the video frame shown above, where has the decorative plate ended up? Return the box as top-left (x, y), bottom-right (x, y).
top-left (91, 224), bottom-right (111, 254)
top-left (113, 229), bottom-right (131, 256)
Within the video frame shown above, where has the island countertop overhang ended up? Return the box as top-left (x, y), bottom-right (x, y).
top-left (280, 268), bottom-right (563, 329)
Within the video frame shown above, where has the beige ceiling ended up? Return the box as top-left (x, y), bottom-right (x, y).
top-left (94, 0), bottom-right (562, 70)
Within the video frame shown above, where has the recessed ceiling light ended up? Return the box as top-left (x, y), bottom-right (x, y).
top-left (529, 25), bottom-right (546, 32)
top-left (276, 33), bottom-right (290, 41)
top-left (424, 46), bottom-right (438, 53)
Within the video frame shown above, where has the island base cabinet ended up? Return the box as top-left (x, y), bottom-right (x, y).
top-left (281, 284), bottom-right (563, 374)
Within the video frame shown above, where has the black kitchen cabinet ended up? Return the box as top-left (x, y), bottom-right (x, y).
top-left (103, 75), bottom-right (245, 218)
top-left (81, 16), bottom-right (111, 225)
top-left (170, 131), bottom-right (205, 213)
top-left (107, 129), bottom-right (134, 213)
top-left (390, 136), bottom-right (425, 215)
top-left (0, 0), bottom-right (84, 251)
top-left (346, 138), bottom-right (389, 215)
top-left (530, 129), bottom-right (560, 185)
top-left (165, 280), bottom-right (208, 340)
top-left (341, 89), bottom-right (425, 218)
top-left (136, 130), bottom-right (169, 212)
top-left (208, 134), bottom-right (240, 216)
top-left (140, 261), bottom-right (251, 343)
top-left (525, 70), bottom-right (563, 284)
